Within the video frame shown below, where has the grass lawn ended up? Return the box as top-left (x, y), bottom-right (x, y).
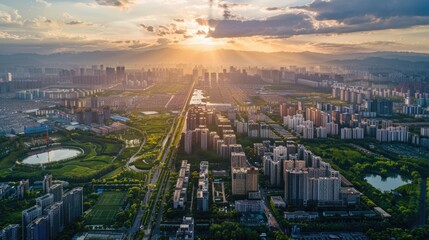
top-left (86, 191), bottom-right (127, 225)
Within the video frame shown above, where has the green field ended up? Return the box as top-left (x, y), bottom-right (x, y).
top-left (0, 130), bottom-right (123, 182)
top-left (86, 191), bottom-right (127, 225)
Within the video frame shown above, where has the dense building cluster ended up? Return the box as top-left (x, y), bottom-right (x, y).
top-left (19, 175), bottom-right (83, 240)
top-left (258, 142), bottom-right (360, 207)
top-left (279, 101), bottom-right (423, 144)
top-left (173, 160), bottom-right (191, 209)
top-left (196, 161), bottom-right (209, 212)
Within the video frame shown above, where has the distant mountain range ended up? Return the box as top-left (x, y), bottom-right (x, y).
top-left (1, 47), bottom-right (429, 68)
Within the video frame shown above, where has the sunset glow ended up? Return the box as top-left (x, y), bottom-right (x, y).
top-left (0, 0), bottom-right (428, 54)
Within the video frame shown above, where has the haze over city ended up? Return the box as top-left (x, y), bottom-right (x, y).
top-left (1, 1), bottom-right (429, 240)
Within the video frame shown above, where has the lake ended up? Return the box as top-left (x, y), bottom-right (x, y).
top-left (22, 148), bottom-right (82, 165)
top-left (364, 174), bottom-right (411, 192)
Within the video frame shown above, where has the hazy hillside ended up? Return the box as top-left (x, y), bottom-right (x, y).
top-left (0, 48), bottom-right (429, 68)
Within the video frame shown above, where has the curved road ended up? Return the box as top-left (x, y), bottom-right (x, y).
top-left (125, 127), bottom-right (147, 170)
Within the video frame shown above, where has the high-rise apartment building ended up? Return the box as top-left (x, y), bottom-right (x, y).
top-left (63, 187), bottom-right (83, 226)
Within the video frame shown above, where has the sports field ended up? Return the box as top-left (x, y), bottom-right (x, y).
top-left (86, 191), bottom-right (127, 225)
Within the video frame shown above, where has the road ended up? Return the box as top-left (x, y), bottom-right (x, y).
top-left (261, 188), bottom-right (282, 232)
top-left (134, 79), bottom-right (195, 239)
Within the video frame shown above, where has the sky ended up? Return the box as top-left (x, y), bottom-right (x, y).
top-left (0, 0), bottom-right (428, 54)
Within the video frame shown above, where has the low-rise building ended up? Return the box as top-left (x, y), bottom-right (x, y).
top-left (176, 217), bottom-right (194, 240)
top-left (270, 196), bottom-right (286, 208)
top-left (235, 200), bottom-right (263, 213)
top-left (284, 211), bottom-right (319, 221)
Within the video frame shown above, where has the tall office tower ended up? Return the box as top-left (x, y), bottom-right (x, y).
top-left (270, 158), bottom-right (282, 186)
top-left (200, 128), bottom-right (208, 150)
top-left (260, 123), bottom-right (270, 138)
top-left (284, 170), bottom-right (309, 206)
top-left (36, 194), bottom-right (54, 211)
top-left (42, 174), bottom-right (52, 194)
top-left (184, 130), bottom-right (193, 154)
top-left (246, 167), bottom-right (259, 193)
top-left (1, 224), bottom-right (19, 240)
top-left (22, 206), bottom-right (42, 240)
top-left (49, 184), bottom-right (63, 202)
top-left (26, 216), bottom-right (49, 240)
top-left (44, 202), bottom-right (64, 240)
top-left (63, 187), bottom-right (83, 226)
top-left (232, 168), bottom-right (247, 195)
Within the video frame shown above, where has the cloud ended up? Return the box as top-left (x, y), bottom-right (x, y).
top-left (175, 29), bottom-right (186, 34)
top-left (209, 13), bottom-right (315, 38)
top-left (95, 0), bottom-right (134, 8)
top-left (218, 2), bottom-right (248, 20)
top-left (140, 24), bottom-right (154, 32)
top-left (0, 31), bottom-right (22, 40)
top-left (140, 22), bottom-right (187, 37)
top-left (66, 21), bottom-right (93, 26)
top-left (157, 38), bottom-right (171, 45)
top-left (196, 30), bottom-right (206, 35)
top-left (299, 0), bottom-right (429, 22)
top-left (265, 7), bottom-right (285, 11)
top-left (210, 0), bottom-right (429, 38)
top-left (35, 0), bottom-right (51, 7)
top-left (0, 10), bottom-right (23, 25)
top-left (128, 40), bottom-right (149, 49)
top-left (174, 18), bottom-right (184, 22)
top-left (62, 12), bottom-right (74, 19)
top-left (195, 18), bottom-right (208, 26)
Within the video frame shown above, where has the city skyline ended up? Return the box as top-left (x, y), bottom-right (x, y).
top-left (0, 0), bottom-right (428, 54)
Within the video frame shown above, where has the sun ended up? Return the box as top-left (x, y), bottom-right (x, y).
top-left (183, 35), bottom-right (226, 49)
